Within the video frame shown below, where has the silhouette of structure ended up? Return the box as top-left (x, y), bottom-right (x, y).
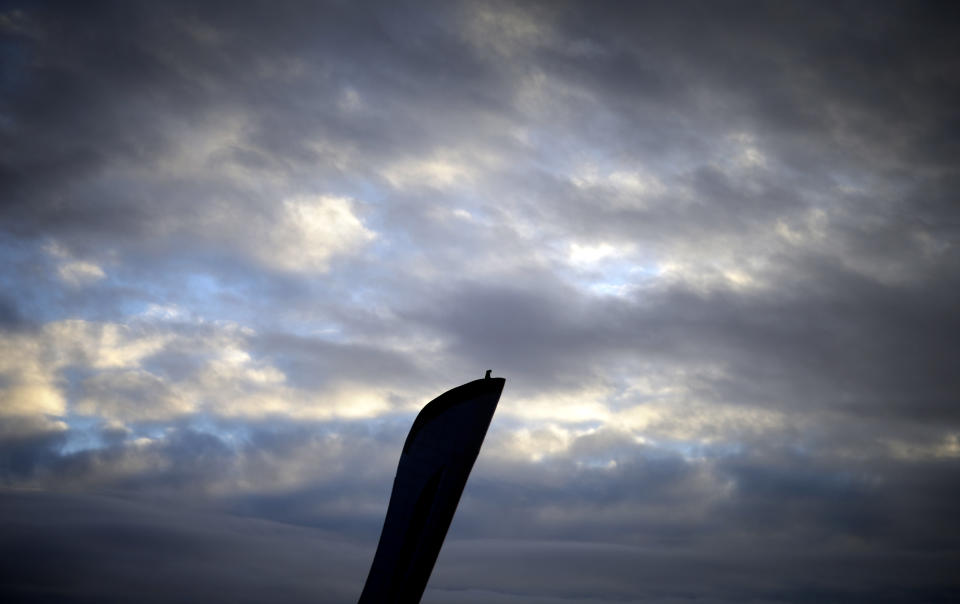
top-left (358, 372), bottom-right (505, 604)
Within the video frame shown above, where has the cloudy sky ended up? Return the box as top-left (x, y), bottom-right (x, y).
top-left (2, 1), bottom-right (959, 601)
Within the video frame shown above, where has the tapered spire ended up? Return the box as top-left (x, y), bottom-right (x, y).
top-left (358, 375), bottom-right (505, 604)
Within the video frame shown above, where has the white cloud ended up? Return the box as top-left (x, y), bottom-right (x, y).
top-left (74, 369), bottom-right (192, 422)
top-left (383, 154), bottom-right (475, 190)
top-left (0, 315), bottom-right (409, 426)
top-left (567, 242), bottom-right (620, 267)
top-left (57, 260), bottom-right (106, 286)
top-left (43, 320), bottom-right (172, 370)
top-left (0, 381), bottom-right (66, 417)
top-left (501, 385), bottom-right (614, 424)
top-left (140, 303), bottom-right (184, 321)
top-left (0, 331), bottom-right (67, 417)
top-left (261, 194), bottom-right (376, 273)
top-left (44, 241), bottom-right (106, 286)
top-left (1, 320), bottom-right (177, 421)
top-left (570, 164), bottom-right (666, 207)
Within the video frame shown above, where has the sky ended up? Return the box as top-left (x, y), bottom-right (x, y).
top-left (1, 0), bottom-right (959, 601)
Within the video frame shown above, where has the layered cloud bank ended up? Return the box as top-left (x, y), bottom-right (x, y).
top-left (2, 1), bottom-right (959, 601)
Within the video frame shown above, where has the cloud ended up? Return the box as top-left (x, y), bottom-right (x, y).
top-left (0, 329), bottom-right (67, 417)
top-left (44, 242), bottom-right (107, 286)
top-left (55, 260), bottom-right (106, 286)
top-left (1, 1), bottom-right (959, 601)
top-left (262, 194), bottom-right (376, 273)
top-left (0, 489), bottom-right (367, 603)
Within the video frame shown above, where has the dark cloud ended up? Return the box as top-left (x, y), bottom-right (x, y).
top-left (0, 489), bottom-right (367, 603)
top-left (0, 417), bottom-right (67, 480)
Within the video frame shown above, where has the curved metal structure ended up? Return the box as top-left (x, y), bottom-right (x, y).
top-left (358, 373), bottom-right (505, 604)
